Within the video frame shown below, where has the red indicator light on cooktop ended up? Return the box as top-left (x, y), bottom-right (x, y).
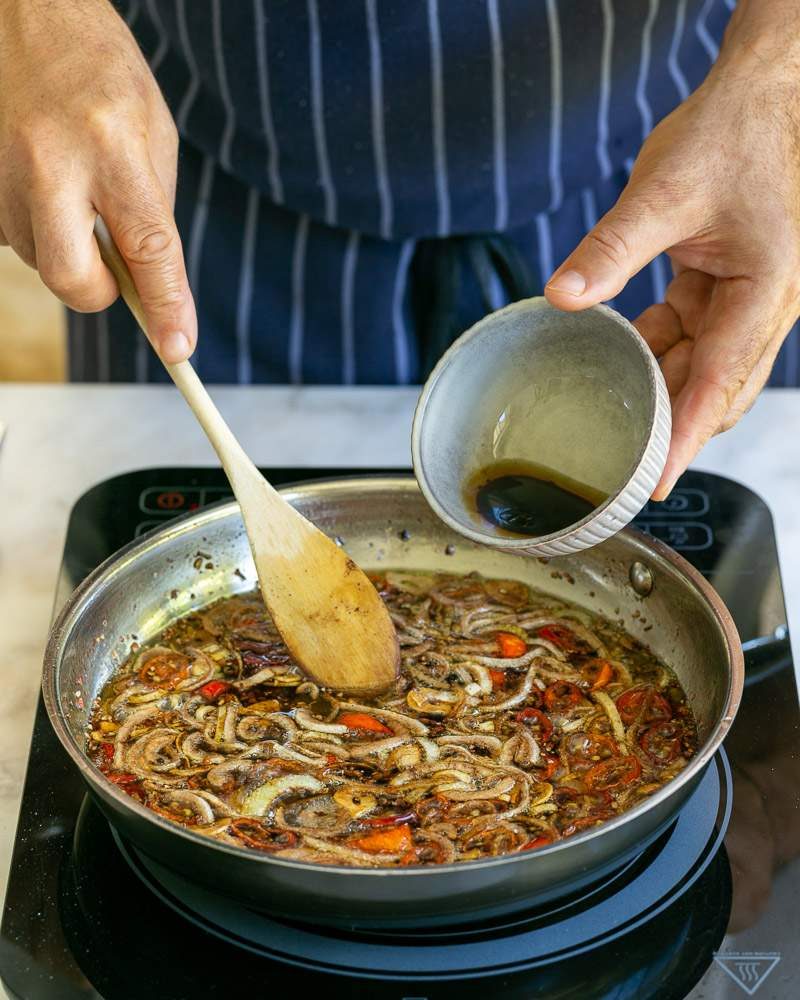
top-left (156, 491), bottom-right (185, 510)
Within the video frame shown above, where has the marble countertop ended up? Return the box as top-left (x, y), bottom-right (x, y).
top-left (1, 383), bottom-right (798, 920)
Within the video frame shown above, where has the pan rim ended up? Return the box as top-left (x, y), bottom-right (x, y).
top-left (42, 474), bottom-right (743, 878)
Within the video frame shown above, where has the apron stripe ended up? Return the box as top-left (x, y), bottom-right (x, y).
top-left (72, 311), bottom-right (85, 381)
top-left (175, 0), bottom-right (200, 133)
top-left (782, 321), bottom-right (800, 387)
top-left (487, 0), bottom-right (508, 231)
top-left (126, 0), bottom-right (141, 27)
top-left (636, 0), bottom-right (659, 141)
top-left (253, 0), bottom-right (283, 204)
top-left (668, 0), bottom-right (690, 100)
top-left (211, 0), bottom-right (236, 174)
top-left (366, 0), bottom-right (393, 240)
top-left (649, 251), bottom-right (668, 304)
top-left (535, 212), bottom-right (554, 285)
top-left (696, 0), bottom-right (720, 62)
top-left (185, 154), bottom-right (215, 372)
top-left (427, 0), bottom-right (450, 237)
top-left (545, 0), bottom-right (564, 212)
top-left (308, 0), bottom-right (337, 227)
top-left (596, 0), bottom-right (615, 181)
top-left (144, 0), bottom-right (169, 70)
top-left (341, 231), bottom-right (360, 385)
top-left (289, 214), bottom-right (310, 385)
top-left (139, 0), bottom-right (170, 382)
top-left (97, 310), bottom-right (110, 382)
top-left (392, 238), bottom-right (415, 385)
top-left (236, 187), bottom-right (260, 385)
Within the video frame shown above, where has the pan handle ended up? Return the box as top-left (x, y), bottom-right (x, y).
top-left (742, 625), bottom-right (792, 686)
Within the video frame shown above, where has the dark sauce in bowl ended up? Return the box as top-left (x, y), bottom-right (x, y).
top-left (467, 460), bottom-right (608, 537)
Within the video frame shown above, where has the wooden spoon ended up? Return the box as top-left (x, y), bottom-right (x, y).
top-left (94, 219), bottom-right (399, 695)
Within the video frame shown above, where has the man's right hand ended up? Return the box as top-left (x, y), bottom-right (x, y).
top-left (0, 0), bottom-right (196, 363)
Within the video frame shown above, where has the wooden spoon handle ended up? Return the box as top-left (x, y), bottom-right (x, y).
top-left (94, 217), bottom-right (274, 494)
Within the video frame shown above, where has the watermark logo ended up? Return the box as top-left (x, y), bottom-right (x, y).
top-left (713, 952), bottom-right (781, 995)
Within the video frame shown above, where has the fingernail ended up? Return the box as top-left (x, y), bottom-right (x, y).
top-left (546, 269), bottom-right (587, 297)
top-left (160, 331), bottom-right (191, 363)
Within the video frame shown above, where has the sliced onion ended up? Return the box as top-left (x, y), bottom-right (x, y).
top-left (235, 666), bottom-right (276, 689)
top-left (350, 736), bottom-right (414, 759)
top-left (277, 794), bottom-right (351, 833)
top-left (179, 731), bottom-right (223, 765)
top-left (499, 730), bottom-right (541, 767)
top-left (241, 774), bottom-right (325, 817)
top-left (294, 708), bottom-right (348, 734)
top-left (593, 690), bottom-right (627, 748)
top-left (439, 733), bottom-right (502, 755)
top-left (443, 775), bottom-right (516, 801)
top-left (162, 790), bottom-right (215, 825)
top-left (194, 789), bottom-right (238, 817)
top-left (174, 650), bottom-right (216, 691)
top-left (112, 704), bottom-right (161, 768)
top-left (302, 835), bottom-right (404, 865)
top-left (406, 687), bottom-right (463, 717)
top-left (477, 665), bottom-right (537, 713)
top-left (470, 650), bottom-right (539, 670)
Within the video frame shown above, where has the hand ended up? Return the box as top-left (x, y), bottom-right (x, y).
top-left (544, 0), bottom-right (800, 498)
top-left (0, 0), bottom-right (196, 363)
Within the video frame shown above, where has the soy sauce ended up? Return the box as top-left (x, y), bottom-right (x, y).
top-left (466, 460), bottom-right (607, 537)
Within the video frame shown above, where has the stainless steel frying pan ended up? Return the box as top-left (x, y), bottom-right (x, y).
top-left (42, 476), bottom-right (743, 929)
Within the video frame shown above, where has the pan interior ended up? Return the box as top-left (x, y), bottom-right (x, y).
top-left (48, 476), bottom-right (737, 810)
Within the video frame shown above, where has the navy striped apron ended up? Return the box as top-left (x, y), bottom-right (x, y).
top-left (68, 0), bottom-right (800, 387)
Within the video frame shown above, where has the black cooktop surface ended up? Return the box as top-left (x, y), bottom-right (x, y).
top-left (1, 468), bottom-right (798, 999)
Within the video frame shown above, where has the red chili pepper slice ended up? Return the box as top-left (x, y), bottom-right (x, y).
top-left (514, 707), bottom-right (554, 739)
top-left (350, 823), bottom-right (413, 854)
top-left (99, 742), bottom-right (115, 762)
top-left (495, 631), bottom-right (528, 658)
top-left (488, 668), bottom-right (507, 689)
top-left (199, 680), bottom-right (231, 702)
top-left (106, 771), bottom-right (140, 787)
top-left (543, 681), bottom-right (585, 713)
top-left (536, 625), bottom-right (579, 651)
top-left (616, 687), bottom-right (672, 726)
top-left (585, 658), bottom-right (615, 690)
top-left (535, 751), bottom-right (559, 780)
top-left (137, 650), bottom-right (190, 688)
top-left (337, 712), bottom-right (393, 735)
top-left (584, 755), bottom-right (642, 791)
top-left (521, 835), bottom-right (554, 851)
top-left (639, 721), bottom-right (683, 762)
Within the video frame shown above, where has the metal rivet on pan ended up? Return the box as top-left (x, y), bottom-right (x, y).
top-left (629, 561), bottom-right (654, 597)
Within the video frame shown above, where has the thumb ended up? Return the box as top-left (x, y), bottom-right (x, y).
top-left (545, 183), bottom-right (685, 310)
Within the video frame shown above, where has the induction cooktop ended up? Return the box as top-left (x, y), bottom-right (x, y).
top-left (1, 468), bottom-right (797, 999)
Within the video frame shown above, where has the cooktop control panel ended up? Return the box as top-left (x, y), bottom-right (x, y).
top-left (131, 472), bottom-right (715, 553)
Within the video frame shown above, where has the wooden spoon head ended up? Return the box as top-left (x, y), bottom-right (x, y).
top-left (246, 506), bottom-right (400, 696)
